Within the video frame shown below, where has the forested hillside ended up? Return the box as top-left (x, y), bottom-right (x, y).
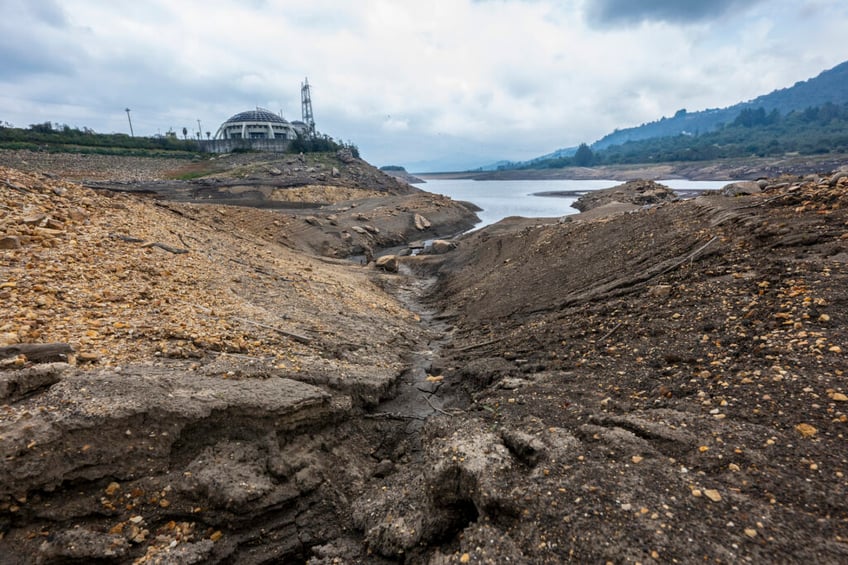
top-left (518, 101), bottom-right (848, 169)
top-left (592, 60), bottom-right (848, 150)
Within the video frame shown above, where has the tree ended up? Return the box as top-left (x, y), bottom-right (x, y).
top-left (182, 127), bottom-right (188, 140)
top-left (574, 143), bottom-right (594, 166)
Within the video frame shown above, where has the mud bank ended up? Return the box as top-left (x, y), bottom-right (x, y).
top-left (2, 157), bottom-right (848, 563)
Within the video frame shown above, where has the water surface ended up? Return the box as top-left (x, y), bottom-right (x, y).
top-left (420, 178), bottom-right (730, 228)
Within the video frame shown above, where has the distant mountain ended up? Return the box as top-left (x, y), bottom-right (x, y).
top-left (591, 60), bottom-right (848, 151)
top-left (471, 159), bottom-right (515, 172)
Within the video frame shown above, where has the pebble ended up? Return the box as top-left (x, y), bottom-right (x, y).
top-left (703, 489), bottom-right (722, 502)
top-left (795, 423), bottom-right (818, 438)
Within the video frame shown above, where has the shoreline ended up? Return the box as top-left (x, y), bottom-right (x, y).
top-left (416, 153), bottom-right (848, 182)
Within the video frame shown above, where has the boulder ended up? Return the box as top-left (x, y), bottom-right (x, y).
top-left (414, 213), bottom-right (432, 230)
top-left (429, 240), bottom-right (456, 254)
top-left (0, 235), bottom-right (22, 250)
top-left (721, 181), bottom-right (762, 197)
top-left (375, 255), bottom-right (399, 273)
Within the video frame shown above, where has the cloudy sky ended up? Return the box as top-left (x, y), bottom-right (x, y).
top-left (2, 0), bottom-right (847, 171)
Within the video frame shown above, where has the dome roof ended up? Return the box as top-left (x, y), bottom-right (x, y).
top-left (224, 109), bottom-right (289, 124)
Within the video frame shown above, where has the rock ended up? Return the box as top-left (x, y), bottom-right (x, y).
top-left (648, 284), bottom-right (672, 298)
top-left (429, 240), bottom-right (456, 254)
top-left (331, 167), bottom-right (340, 177)
top-left (573, 180), bottom-right (676, 212)
top-left (795, 423), bottom-right (818, 438)
top-left (363, 224), bottom-right (380, 234)
top-left (373, 459), bottom-right (395, 478)
top-left (268, 167), bottom-right (283, 176)
top-left (21, 213), bottom-right (47, 225)
top-left (414, 213), bottom-right (432, 230)
top-left (39, 528), bottom-right (129, 560)
top-left (721, 181), bottom-right (762, 197)
top-left (703, 489), bottom-right (722, 502)
top-left (375, 255), bottom-right (398, 272)
top-left (0, 362), bottom-right (69, 402)
top-left (305, 216), bottom-right (322, 226)
top-left (351, 226), bottom-right (368, 234)
top-left (0, 370), bottom-right (334, 497)
top-left (0, 235), bottom-right (22, 249)
top-left (500, 428), bottom-right (545, 466)
top-left (336, 148), bottom-right (356, 163)
top-left (181, 441), bottom-right (277, 511)
top-left (829, 172), bottom-right (848, 186)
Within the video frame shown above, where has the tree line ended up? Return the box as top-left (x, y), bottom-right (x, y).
top-left (507, 102), bottom-right (848, 170)
top-left (0, 121), bottom-right (360, 159)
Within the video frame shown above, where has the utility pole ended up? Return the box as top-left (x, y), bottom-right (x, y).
top-left (125, 108), bottom-right (134, 137)
top-left (197, 119), bottom-right (202, 140)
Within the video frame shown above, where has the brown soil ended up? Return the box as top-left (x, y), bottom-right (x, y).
top-left (1, 151), bottom-right (848, 564)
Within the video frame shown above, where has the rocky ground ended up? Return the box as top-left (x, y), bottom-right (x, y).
top-left (1, 150), bottom-right (847, 563)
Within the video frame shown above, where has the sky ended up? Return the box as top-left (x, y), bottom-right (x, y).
top-left (1, 0), bottom-right (847, 172)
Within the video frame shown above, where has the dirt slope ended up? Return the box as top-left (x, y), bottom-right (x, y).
top-left (0, 163), bottom-right (472, 563)
top-left (382, 171), bottom-right (848, 563)
top-left (2, 154), bottom-right (848, 563)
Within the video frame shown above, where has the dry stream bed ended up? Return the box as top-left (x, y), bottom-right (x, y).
top-left (1, 152), bottom-right (848, 563)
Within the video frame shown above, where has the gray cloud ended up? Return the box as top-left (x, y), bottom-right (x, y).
top-left (0, 0), bottom-right (844, 170)
top-left (585, 0), bottom-right (765, 26)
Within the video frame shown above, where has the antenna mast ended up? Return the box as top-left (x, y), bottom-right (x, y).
top-left (301, 77), bottom-right (315, 136)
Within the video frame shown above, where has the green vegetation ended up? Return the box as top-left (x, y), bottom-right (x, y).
top-left (288, 132), bottom-right (360, 158)
top-left (0, 122), bottom-right (361, 160)
top-left (591, 60), bottom-right (848, 151)
top-left (0, 121), bottom-right (200, 158)
top-left (510, 102), bottom-right (848, 170)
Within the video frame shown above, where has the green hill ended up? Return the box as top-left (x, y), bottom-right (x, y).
top-left (594, 60), bottom-right (848, 150)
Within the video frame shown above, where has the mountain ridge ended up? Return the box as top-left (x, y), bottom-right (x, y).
top-left (509, 59), bottom-right (848, 168)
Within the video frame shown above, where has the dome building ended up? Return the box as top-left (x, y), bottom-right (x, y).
top-left (213, 108), bottom-right (309, 140)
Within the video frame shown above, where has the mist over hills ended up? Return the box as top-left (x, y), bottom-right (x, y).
top-left (501, 60), bottom-right (848, 170)
top-left (593, 60), bottom-right (848, 150)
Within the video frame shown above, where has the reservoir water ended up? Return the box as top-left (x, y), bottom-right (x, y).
top-left (418, 178), bottom-right (731, 228)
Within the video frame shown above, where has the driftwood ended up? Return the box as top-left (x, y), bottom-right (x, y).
top-left (110, 233), bottom-right (145, 243)
top-left (231, 317), bottom-right (313, 345)
top-left (597, 322), bottom-right (623, 343)
top-left (228, 257), bottom-right (280, 278)
top-left (422, 394), bottom-right (453, 417)
top-left (110, 234), bottom-right (189, 254)
top-left (139, 241), bottom-right (189, 254)
top-left (2, 179), bottom-right (31, 194)
top-left (363, 412), bottom-right (426, 421)
top-left (0, 343), bottom-right (74, 362)
top-left (154, 201), bottom-right (187, 217)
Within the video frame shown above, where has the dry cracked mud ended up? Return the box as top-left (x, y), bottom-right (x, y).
top-left (2, 150), bottom-right (848, 564)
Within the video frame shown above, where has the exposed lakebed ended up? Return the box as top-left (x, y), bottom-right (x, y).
top-left (417, 177), bottom-right (732, 228)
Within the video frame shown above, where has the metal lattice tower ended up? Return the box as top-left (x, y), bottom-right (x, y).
top-left (301, 77), bottom-right (315, 136)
